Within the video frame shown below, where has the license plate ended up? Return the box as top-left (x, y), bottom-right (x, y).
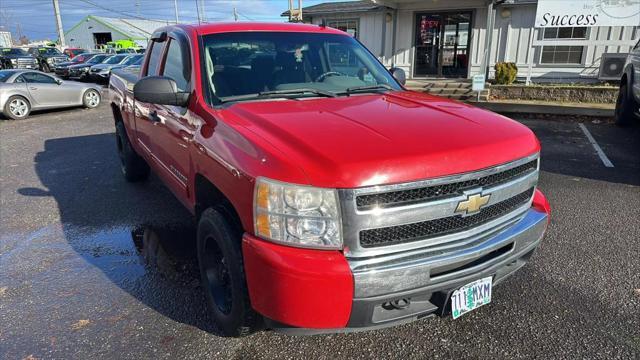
top-left (451, 277), bottom-right (492, 319)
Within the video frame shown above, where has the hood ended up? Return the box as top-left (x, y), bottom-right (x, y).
top-left (221, 91), bottom-right (539, 188)
top-left (3, 54), bottom-right (35, 60)
top-left (91, 63), bottom-right (112, 70)
top-left (55, 61), bottom-right (76, 68)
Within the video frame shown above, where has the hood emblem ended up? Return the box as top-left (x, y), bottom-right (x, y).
top-left (456, 192), bottom-right (490, 215)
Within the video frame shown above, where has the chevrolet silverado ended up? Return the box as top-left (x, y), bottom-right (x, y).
top-left (108, 22), bottom-right (551, 336)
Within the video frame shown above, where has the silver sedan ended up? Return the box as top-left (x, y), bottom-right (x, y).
top-left (0, 69), bottom-right (101, 120)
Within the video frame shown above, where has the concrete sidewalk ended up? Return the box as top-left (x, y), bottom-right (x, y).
top-left (469, 99), bottom-right (614, 117)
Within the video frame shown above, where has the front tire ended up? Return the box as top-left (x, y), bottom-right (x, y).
top-left (197, 207), bottom-right (259, 337)
top-left (41, 62), bottom-right (50, 72)
top-left (615, 81), bottom-right (639, 126)
top-left (83, 89), bottom-right (101, 108)
top-left (115, 121), bottom-right (149, 182)
top-left (3, 95), bottom-right (31, 120)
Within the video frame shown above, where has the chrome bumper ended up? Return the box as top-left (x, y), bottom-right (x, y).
top-left (350, 208), bottom-right (547, 299)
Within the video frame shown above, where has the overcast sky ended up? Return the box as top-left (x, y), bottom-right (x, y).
top-left (0, 0), bottom-right (339, 41)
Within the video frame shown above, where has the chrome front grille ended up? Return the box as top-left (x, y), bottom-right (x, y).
top-left (338, 154), bottom-right (540, 258)
top-left (359, 188), bottom-right (534, 248)
top-left (356, 159), bottom-right (537, 210)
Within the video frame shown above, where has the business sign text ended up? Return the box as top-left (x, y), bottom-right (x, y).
top-left (535, 0), bottom-right (640, 28)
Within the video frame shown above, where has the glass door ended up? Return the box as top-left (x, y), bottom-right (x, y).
top-left (414, 12), bottom-right (471, 78)
top-left (414, 14), bottom-right (442, 77)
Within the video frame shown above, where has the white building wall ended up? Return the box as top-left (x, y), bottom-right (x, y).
top-left (308, 1), bottom-right (640, 82)
top-left (65, 18), bottom-right (131, 50)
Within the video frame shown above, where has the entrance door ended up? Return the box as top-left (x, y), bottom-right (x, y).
top-left (414, 12), bottom-right (471, 78)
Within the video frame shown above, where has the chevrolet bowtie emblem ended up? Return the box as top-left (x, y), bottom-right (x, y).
top-left (456, 193), bottom-right (491, 215)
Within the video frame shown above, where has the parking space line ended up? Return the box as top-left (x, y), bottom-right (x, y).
top-left (578, 123), bottom-right (614, 168)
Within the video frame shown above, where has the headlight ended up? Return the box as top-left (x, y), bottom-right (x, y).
top-left (80, 67), bottom-right (89, 72)
top-left (254, 177), bottom-right (342, 249)
top-left (10, 59), bottom-right (17, 64)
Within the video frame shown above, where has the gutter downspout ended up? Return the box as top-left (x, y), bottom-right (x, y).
top-left (482, 0), bottom-right (495, 79)
top-left (380, 9), bottom-right (387, 61)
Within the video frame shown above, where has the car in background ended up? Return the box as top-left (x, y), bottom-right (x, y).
top-left (63, 48), bottom-right (86, 59)
top-left (68, 53), bottom-right (109, 81)
top-left (90, 54), bottom-right (142, 82)
top-left (0, 69), bottom-right (101, 120)
top-left (27, 47), bottom-right (69, 72)
top-left (54, 53), bottom-right (100, 79)
top-left (0, 48), bottom-right (38, 70)
top-left (615, 39), bottom-right (640, 126)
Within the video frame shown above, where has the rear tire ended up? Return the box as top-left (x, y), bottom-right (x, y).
top-left (3, 95), bottom-right (31, 120)
top-left (197, 207), bottom-right (259, 337)
top-left (41, 62), bottom-right (50, 72)
top-left (115, 121), bottom-right (149, 182)
top-left (615, 81), bottom-right (639, 126)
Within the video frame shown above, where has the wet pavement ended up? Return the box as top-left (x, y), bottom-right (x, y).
top-left (1, 105), bottom-right (639, 359)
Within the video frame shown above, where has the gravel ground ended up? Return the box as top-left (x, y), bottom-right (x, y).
top-left (1, 104), bottom-right (639, 359)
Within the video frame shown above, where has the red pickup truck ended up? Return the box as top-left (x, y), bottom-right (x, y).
top-left (109, 22), bottom-right (550, 336)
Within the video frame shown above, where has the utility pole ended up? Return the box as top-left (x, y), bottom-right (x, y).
top-left (198, 0), bottom-right (207, 23)
top-left (52, 0), bottom-right (65, 47)
top-left (174, 0), bottom-right (179, 23)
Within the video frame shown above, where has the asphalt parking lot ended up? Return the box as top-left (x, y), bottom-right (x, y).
top-left (1, 104), bottom-right (639, 359)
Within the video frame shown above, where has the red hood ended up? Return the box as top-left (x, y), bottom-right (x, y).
top-left (223, 91), bottom-right (539, 188)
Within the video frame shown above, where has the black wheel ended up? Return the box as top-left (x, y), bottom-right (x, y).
top-left (41, 62), bottom-right (50, 72)
top-left (197, 207), bottom-right (259, 337)
top-left (3, 95), bottom-right (31, 120)
top-left (615, 81), bottom-right (639, 126)
top-left (115, 121), bottom-right (149, 182)
top-left (83, 89), bottom-right (101, 108)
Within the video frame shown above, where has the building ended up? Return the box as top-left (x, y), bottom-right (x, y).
top-left (282, 0), bottom-right (640, 82)
top-left (64, 15), bottom-right (175, 50)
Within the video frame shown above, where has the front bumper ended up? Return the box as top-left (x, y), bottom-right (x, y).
top-left (243, 193), bottom-right (550, 333)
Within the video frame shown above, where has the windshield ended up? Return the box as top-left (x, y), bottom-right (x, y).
top-left (87, 55), bottom-right (108, 64)
top-left (38, 48), bottom-right (62, 55)
top-left (69, 49), bottom-right (84, 55)
top-left (201, 32), bottom-right (401, 103)
top-left (104, 55), bottom-right (126, 64)
top-left (122, 55), bottom-right (142, 65)
top-left (2, 48), bottom-right (28, 56)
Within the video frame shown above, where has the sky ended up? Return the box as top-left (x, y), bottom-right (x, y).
top-left (0, 0), bottom-right (341, 41)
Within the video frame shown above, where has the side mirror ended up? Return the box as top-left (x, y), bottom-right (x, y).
top-left (390, 67), bottom-right (406, 86)
top-left (56, 79), bottom-right (63, 85)
top-left (133, 76), bottom-right (189, 107)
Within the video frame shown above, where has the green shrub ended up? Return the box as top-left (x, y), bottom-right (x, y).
top-left (494, 62), bottom-right (518, 85)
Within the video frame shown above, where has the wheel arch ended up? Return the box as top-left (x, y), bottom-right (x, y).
top-left (194, 173), bottom-right (244, 234)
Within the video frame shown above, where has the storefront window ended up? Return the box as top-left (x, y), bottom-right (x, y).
top-left (327, 19), bottom-right (359, 38)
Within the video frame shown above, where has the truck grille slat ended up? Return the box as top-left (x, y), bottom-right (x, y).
top-left (356, 159), bottom-right (537, 210)
top-left (359, 188), bottom-right (534, 248)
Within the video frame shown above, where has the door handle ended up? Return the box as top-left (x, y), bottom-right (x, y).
top-left (178, 130), bottom-right (193, 143)
top-left (29, 87), bottom-right (38, 90)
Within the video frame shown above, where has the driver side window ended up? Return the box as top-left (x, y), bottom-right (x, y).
top-left (22, 72), bottom-right (57, 84)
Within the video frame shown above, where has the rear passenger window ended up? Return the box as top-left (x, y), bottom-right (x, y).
top-left (145, 41), bottom-right (164, 76)
top-left (162, 38), bottom-right (190, 92)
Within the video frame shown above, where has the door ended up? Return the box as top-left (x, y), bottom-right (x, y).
top-left (151, 35), bottom-right (194, 199)
top-left (133, 38), bottom-right (166, 156)
top-left (21, 72), bottom-right (75, 107)
top-left (414, 12), bottom-right (472, 78)
top-left (414, 14), bottom-right (442, 77)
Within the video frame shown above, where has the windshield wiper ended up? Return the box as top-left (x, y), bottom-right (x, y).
top-left (220, 88), bottom-right (337, 103)
top-left (341, 84), bottom-right (393, 95)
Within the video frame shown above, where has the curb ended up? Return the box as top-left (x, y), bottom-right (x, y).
top-left (469, 101), bottom-right (614, 118)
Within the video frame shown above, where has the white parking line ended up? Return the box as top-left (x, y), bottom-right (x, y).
top-left (578, 123), bottom-right (614, 168)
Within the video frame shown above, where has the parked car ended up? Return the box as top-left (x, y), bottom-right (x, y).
top-left (109, 22), bottom-right (551, 336)
top-left (89, 54), bottom-right (141, 82)
top-left (68, 54), bottom-right (109, 81)
top-left (27, 46), bottom-right (69, 72)
top-left (63, 48), bottom-right (86, 59)
top-left (54, 53), bottom-right (100, 79)
top-left (615, 38), bottom-right (640, 126)
top-left (0, 69), bottom-right (101, 120)
top-left (0, 48), bottom-right (38, 70)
